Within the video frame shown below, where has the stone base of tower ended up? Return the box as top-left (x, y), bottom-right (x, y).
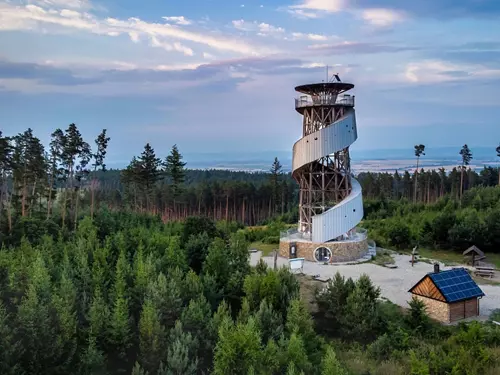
top-left (279, 237), bottom-right (369, 263)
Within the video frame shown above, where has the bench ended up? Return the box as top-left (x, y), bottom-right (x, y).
top-left (474, 269), bottom-right (495, 278)
top-left (289, 258), bottom-right (305, 274)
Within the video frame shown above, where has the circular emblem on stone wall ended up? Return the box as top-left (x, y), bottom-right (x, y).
top-left (314, 247), bottom-right (332, 263)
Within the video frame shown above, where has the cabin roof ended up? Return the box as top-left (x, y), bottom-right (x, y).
top-left (463, 245), bottom-right (484, 257)
top-left (409, 268), bottom-right (484, 303)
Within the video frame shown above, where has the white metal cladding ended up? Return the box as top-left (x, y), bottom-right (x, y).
top-left (311, 178), bottom-right (364, 243)
top-left (292, 112), bottom-right (357, 172)
top-left (291, 107), bottom-right (363, 243)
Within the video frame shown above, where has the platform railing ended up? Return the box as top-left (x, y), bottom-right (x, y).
top-left (295, 95), bottom-right (355, 109)
top-left (280, 227), bottom-right (367, 243)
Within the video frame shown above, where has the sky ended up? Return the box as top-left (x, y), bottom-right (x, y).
top-left (1, 0), bottom-right (500, 166)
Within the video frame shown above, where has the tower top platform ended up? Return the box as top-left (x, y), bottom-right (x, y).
top-left (295, 82), bottom-right (354, 95)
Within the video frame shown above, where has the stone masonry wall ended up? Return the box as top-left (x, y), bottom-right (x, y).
top-left (413, 295), bottom-right (450, 323)
top-left (279, 238), bottom-right (368, 263)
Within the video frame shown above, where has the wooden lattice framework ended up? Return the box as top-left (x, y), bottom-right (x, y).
top-left (293, 82), bottom-right (355, 236)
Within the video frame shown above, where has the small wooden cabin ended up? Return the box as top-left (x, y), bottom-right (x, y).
top-left (408, 266), bottom-right (485, 323)
top-left (463, 245), bottom-right (485, 266)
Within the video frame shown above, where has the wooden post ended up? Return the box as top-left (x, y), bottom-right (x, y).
top-left (273, 250), bottom-right (278, 270)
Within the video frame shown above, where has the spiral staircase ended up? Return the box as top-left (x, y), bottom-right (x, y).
top-left (292, 81), bottom-right (364, 243)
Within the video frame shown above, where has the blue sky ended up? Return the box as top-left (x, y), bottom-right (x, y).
top-left (1, 0), bottom-right (500, 166)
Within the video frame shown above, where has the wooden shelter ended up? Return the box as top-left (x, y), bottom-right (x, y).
top-left (408, 266), bottom-right (484, 323)
top-left (463, 245), bottom-right (485, 266)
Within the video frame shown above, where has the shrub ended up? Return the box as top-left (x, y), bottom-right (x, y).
top-left (262, 236), bottom-right (279, 244)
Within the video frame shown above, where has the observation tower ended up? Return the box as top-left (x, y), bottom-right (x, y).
top-left (279, 75), bottom-right (369, 263)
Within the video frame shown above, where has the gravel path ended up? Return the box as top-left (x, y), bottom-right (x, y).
top-left (250, 252), bottom-right (500, 317)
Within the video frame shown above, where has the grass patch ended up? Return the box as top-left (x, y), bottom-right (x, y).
top-left (415, 248), bottom-right (500, 269)
top-left (371, 249), bottom-right (395, 266)
top-left (248, 241), bottom-right (276, 256)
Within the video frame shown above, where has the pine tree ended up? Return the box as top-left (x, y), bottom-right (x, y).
top-left (146, 272), bottom-right (183, 329)
top-left (0, 131), bottom-right (13, 230)
top-left (138, 143), bottom-right (162, 211)
top-left (164, 236), bottom-right (187, 271)
top-left (164, 321), bottom-right (198, 375)
top-left (413, 144), bottom-right (425, 203)
top-left (46, 129), bottom-right (65, 220)
top-left (164, 144), bottom-right (186, 212)
top-left (0, 302), bottom-right (21, 374)
top-left (79, 335), bottom-right (107, 375)
top-left (11, 128), bottom-right (47, 217)
top-left (52, 271), bottom-right (78, 370)
top-left (459, 144), bottom-right (473, 198)
top-left (270, 157), bottom-right (283, 214)
top-left (321, 346), bottom-right (346, 375)
top-left (121, 156), bottom-right (142, 210)
top-left (88, 286), bottom-right (110, 346)
top-left (90, 129), bottom-right (110, 218)
top-left (61, 123), bottom-right (89, 227)
top-left (213, 317), bottom-right (262, 375)
top-left (138, 298), bottom-right (166, 373)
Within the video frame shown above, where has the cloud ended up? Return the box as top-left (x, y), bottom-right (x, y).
top-left (150, 36), bottom-right (194, 56)
top-left (0, 56), bottom-right (324, 95)
top-left (30, 0), bottom-right (93, 10)
top-left (361, 8), bottom-right (405, 27)
top-left (308, 41), bottom-right (418, 54)
top-left (287, 9), bottom-right (320, 19)
top-left (289, 0), bottom-right (345, 13)
top-left (0, 2), bottom-right (265, 56)
top-left (291, 32), bottom-right (329, 41)
top-left (351, 0), bottom-right (500, 20)
top-left (232, 19), bottom-right (285, 36)
top-left (404, 60), bottom-right (500, 83)
top-left (162, 16), bottom-right (192, 25)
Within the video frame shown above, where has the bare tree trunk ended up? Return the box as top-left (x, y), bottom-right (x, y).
top-left (225, 194), bottom-right (229, 222)
top-left (47, 173), bottom-right (55, 220)
top-left (413, 157), bottom-right (419, 203)
top-left (21, 177), bottom-right (27, 217)
top-left (90, 181), bottom-right (95, 219)
top-left (242, 199), bottom-right (245, 224)
top-left (460, 165), bottom-right (464, 198)
top-left (61, 189), bottom-right (67, 227)
top-left (29, 178), bottom-right (38, 217)
top-left (74, 188), bottom-right (80, 230)
top-left (7, 191), bottom-right (12, 232)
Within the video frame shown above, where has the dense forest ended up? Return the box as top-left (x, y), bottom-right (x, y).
top-left (1, 127), bottom-right (500, 374)
top-left (1, 210), bottom-right (500, 374)
top-left (1, 127), bottom-right (499, 232)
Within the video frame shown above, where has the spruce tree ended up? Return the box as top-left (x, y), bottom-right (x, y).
top-left (138, 143), bottom-right (161, 211)
top-left (138, 298), bottom-right (166, 373)
top-left (90, 129), bottom-right (110, 218)
top-left (0, 131), bottom-right (13, 230)
top-left (164, 144), bottom-right (186, 211)
top-left (79, 335), bottom-right (107, 375)
top-left (164, 321), bottom-right (198, 375)
top-left (11, 128), bottom-right (47, 217)
top-left (0, 302), bottom-right (21, 375)
top-left (269, 157), bottom-right (283, 214)
top-left (88, 286), bottom-right (110, 346)
top-left (46, 129), bottom-right (65, 220)
top-left (413, 144), bottom-right (425, 203)
top-left (61, 123), bottom-right (89, 227)
top-left (459, 144), bottom-right (473, 198)
top-left (321, 346), bottom-right (346, 375)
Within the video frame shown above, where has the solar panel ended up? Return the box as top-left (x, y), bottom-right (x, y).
top-left (429, 268), bottom-right (485, 303)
